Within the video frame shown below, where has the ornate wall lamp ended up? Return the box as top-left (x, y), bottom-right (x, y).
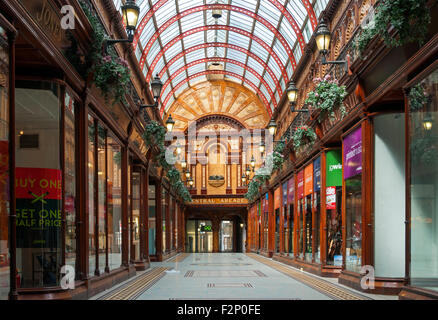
top-left (104, 0), bottom-right (140, 52)
top-left (315, 19), bottom-right (347, 71)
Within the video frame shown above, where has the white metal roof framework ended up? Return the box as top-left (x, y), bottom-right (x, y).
top-left (112, 0), bottom-right (330, 117)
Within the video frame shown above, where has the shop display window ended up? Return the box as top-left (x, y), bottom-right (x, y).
top-left (162, 189), bottom-right (167, 254)
top-left (345, 175), bottom-right (362, 272)
top-left (326, 186), bottom-right (343, 266)
top-left (97, 124), bottom-right (106, 274)
top-left (15, 81), bottom-right (62, 287)
top-left (409, 68), bottom-right (438, 292)
top-left (0, 31), bottom-right (9, 298)
top-left (288, 203), bottom-right (294, 256)
top-left (298, 199), bottom-right (304, 259)
top-left (304, 196), bottom-right (313, 263)
top-left (283, 205), bottom-right (288, 254)
top-left (148, 183), bottom-right (156, 255)
top-left (64, 92), bottom-right (76, 273)
top-left (275, 208), bottom-right (280, 253)
top-left (314, 192), bottom-right (321, 263)
top-left (107, 137), bottom-right (122, 270)
top-left (132, 171), bottom-right (140, 261)
top-left (88, 115), bottom-right (96, 277)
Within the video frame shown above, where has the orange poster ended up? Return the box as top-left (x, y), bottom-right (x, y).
top-left (304, 163), bottom-right (313, 196)
top-left (274, 187), bottom-right (281, 209)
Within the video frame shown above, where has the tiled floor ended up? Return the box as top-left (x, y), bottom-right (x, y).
top-left (90, 253), bottom-right (399, 300)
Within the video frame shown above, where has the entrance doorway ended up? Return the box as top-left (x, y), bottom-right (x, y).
top-left (220, 221), bottom-right (234, 252)
top-left (186, 220), bottom-right (213, 253)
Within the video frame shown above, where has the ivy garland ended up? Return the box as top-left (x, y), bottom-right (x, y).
top-left (355, 0), bottom-right (431, 54)
top-left (143, 121), bottom-right (167, 149)
top-left (244, 141), bottom-right (286, 202)
top-left (305, 75), bottom-right (347, 122)
top-left (142, 121), bottom-right (192, 202)
top-left (292, 126), bottom-right (317, 150)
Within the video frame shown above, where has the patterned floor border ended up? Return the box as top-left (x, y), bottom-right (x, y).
top-left (166, 253), bottom-right (191, 263)
top-left (98, 267), bottom-right (169, 300)
top-left (246, 253), bottom-right (372, 300)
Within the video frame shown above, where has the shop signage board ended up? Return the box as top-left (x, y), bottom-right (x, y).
top-left (282, 182), bottom-right (288, 207)
top-left (343, 127), bottom-right (362, 180)
top-left (191, 197), bottom-right (248, 205)
top-left (274, 187), bottom-right (281, 209)
top-left (15, 167), bottom-right (62, 248)
top-left (287, 176), bottom-right (295, 204)
top-left (326, 150), bottom-right (342, 187)
top-left (304, 163), bottom-right (313, 196)
top-left (297, 170), bottom-right (304, 199)
top-left (326, 186), bottom-right (337, 210)
top-left (313, 157), bottom-right (321, 192)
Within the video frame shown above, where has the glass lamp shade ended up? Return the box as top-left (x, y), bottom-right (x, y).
top-left (259, 141), bottom-right (265, 154)
top-left (423, 115), bottom-right (433, 131)
top-left (315, 21), bottom-right (331, 53)
top-left (212, 9), bottom-right (222, 19)
top-left (267, 119), bottom-right (277, 136)
top-left (188, 178), bottom-right (194, 187)
top-left (287, 81), bottom-right (299, 104)
top-left (122, 0), bottom-right (140, 30)
top-left (151, 74), bottom-right (163, 100)
top-left (242, 174), bottom-right (247, 183)
top-left (181, 160), bottom-right (187, 169)
top-left (166, 115), bottom-right (175, 132)
top-left (250, 156), bottom-right (256, 168)
top-left (185, 170), bottom-right (191, 179)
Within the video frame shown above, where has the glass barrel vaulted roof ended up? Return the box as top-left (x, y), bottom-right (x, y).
top-left (112, 0), bottom-right (330, 117)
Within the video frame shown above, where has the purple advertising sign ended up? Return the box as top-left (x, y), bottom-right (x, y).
top-left (287, 176), bottom-right (295, 204)
top-left (343, 126), bottom-right (362, 179)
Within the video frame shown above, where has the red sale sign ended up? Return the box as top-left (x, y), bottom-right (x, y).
top-left (326, 187), bottom-right (336, 210)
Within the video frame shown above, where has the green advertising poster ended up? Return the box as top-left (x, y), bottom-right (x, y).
top-left (326, 150), bottom-right (342, 187)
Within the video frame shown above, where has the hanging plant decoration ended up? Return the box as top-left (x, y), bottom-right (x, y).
top-left (305, 75), bottom-right (347, 122)
top-left (292, 126), bottom-right (317, 150)
top-left (354, 0), bottom-right (431, 54)
top-left (409, 84), bottom-right (429, 112)
top-left (79, 1), bottom-right (131, 104)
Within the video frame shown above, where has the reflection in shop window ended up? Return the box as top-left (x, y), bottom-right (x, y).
top-left (97, 124), bottom-right (106, 274)
top-left (64, 92), bottom-right (76, 273)
top-left (107, 137), bottom-right (122, 270)
top-left (0, 35), bottom-right (9, 299)
top-left (409, 68), bottom-right (438, 292)
top-left (88, 115), bottom-right (95, 277)
top-left (148, 183), bottom-right (156, 256)
top-left (15, 81), bottom-right (62, 288)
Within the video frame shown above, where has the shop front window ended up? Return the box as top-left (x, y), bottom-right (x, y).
top-left (88, 115), bottom-right (95, 277)
top-left (409, 68), bottom-right (438, 292)
top-left (15, 81), bottom-right (62, 288)
top-left (304, 196), bottom-right (313, 263)
top-left (64, 92), bottom-right (76, 272)
top-left (344, 126), bottom-right (363, 273)
top-left (275, 208), bottom-right (280, 253)
top-left (298, 199), bottom-right (304, 259)
top-left (263, 211), bottom-right (268, 251)
top-left (325, 150), bottom-right (343, 266)
top-left (132, 171), bottom-right (140, 261)
top-left (326, 186), bottom-right (343, 266)
top-left (97, 125), bottom-right (106, 274)
top-left (0, 32), bottom-right (9, 298)
top-left (314, 193), bottom-right (321, 263)
top-left (169, 197), bottom-right (174, 251)
top-left (162, 189), bottom-right (167, 254)
top-left (107, 137), bottom-right (122, 270)
top-left (283, 205), bottom-right (288, 254)
top-left (148, 183), bottom-right (156, 256)
top-left (289, 204), bottom-right (294, 256)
